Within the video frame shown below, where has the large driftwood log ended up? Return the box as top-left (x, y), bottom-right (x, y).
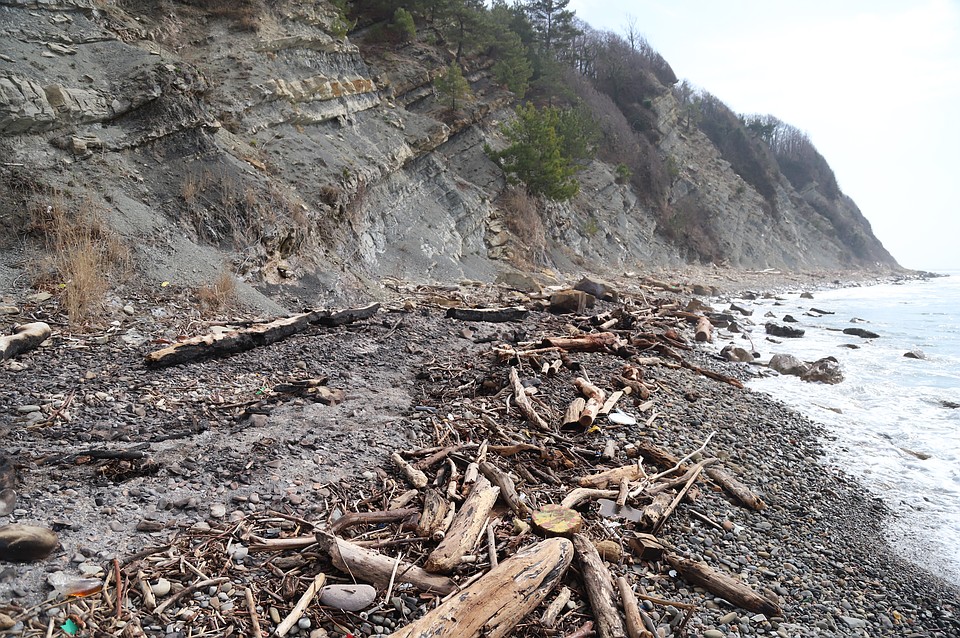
top-left (425, 476), bottom-right (500, 573)
top-left (445, 306), bottom-right (529, 323)
top-left (316, 531), bottom-right (455, 595)
top-left (418, 489), bottom-right (452, 540)
top-left (665, 554), bottom-right (781, 617)
top-left (705, 466), bottom-right (767, 511)
top-left (388, 538), bottom-right (573, 638)
top-left (695, 316), bottom-right (713, 343)
top-left (542, 332), bottom-right (621, 352)
top-left (573, 534), bottom-right (627, 638)
top-left (509, 367), bottom-right (551, 431)
top-left (329, 508), bottom-right (418, 536)
top-left (145, 303), bottom-right (379, 367)
top-left (0, 322), bottom-right (50, 361)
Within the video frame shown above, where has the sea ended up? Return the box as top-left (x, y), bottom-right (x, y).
top-left (719, 273), bottom-right (960, 586)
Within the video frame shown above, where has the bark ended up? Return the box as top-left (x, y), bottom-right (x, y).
top-left (425, 476), bottom-right (500, 573)
top-left (573, 534), bottom-right (627, 638)
top-left (388, 538), bottom-right (573, 638)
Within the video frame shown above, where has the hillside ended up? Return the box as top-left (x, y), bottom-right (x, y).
top-left (0, 0), bottom-right (900, 317)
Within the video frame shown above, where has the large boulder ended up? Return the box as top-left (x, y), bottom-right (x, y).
top-left (573, 276), bottom-right (618, 301)
top-left (801, 357), bottom-right (844, 384)
top-left (765, 323), bottom-right (805, 338)
top-left (768, 353), bottom-right (810, 377)
top-left (720, 345), bottom-right (754, 363)
top-left (843, 327), bottom-right (880, 339)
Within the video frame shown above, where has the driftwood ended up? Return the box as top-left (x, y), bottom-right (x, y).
top-left (418, 489), bottom-right (452, 540)
top-left (145, 303), bottom-right (379, 366)
top-left (480, 461), bottom-right (528, 517)
top-left (425, 475), bottom-right (499, 573)
top-left (391, 452), bottom-right (429, 489)
top-left (616, 577), bottom-right (652, 638)
top-left (579, 398), bottom-right (603, 427)
top-left (564, 398), bottom-right (586, 427)
top-left (328, 508), bottom-right (418, 536)
top-left (275, 573), bottom-right (325, 637)
top-left (542, 332), bottom-right (621, 352)
top-left (446, 306), bottom-right (529, 323)
top-left (694, 316), bottom-right (713, 343)
top-left (573, 534), bottom-right (627, 638)
top-left (639, 492), bottom-right (673, 530)
top-left (665, 554), bottom-right (781, 617)
top-left (509, 367), bottom-right (551, 430)
top-left (561, 488), bottom-right (619, 509)
top-left (579, 463), bottom-right (644, 489)
top-left (316, 531), bottom-right (455, 595)
top-left (705, 466), bottom-right (767, 511)
top-left (541, 586), bottom-right (572, 628)
top-left (0, 322), bottom-right (50, 361)
top-left (532, 504), bottom-right (583, 536)
top-left (389, 538), bottom-right (573, 638)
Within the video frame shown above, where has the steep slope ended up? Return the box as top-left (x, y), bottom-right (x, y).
top-left (0, 0), bottom-right (899, 316)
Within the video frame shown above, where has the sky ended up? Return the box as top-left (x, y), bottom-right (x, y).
top-left (568, 0), bottom-right (960, 271)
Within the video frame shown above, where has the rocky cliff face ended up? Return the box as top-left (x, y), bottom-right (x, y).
top-left (0, 0), bottom-right (899, 310)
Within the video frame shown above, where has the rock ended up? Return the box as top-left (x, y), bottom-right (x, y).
top-left (0, 524), bottom-right (59, 562)
top-left (210, 503), bottom-right (226, 519)
top-left (765, 323), bottom-right (804, 338)
top-left (122, 304), bottom-right (135, 316)
top-left (318, 583), bottom-right (377, 612)
top-left (495, 271), bottom-right (541, 293)
top-left (810, 307), bottom-right (834, 315)
top-left (768, 354), bottom-right (810, 377)
top-left (550, 289), bottom-right (595, 314)
top-left (691, 284), bottom-right (716, 296)
top-left (718, 611), bottom-right (739, 624)
top-left (0, 306), bottom-right (18, 315)
top-left (720, 345), bottom-right (754, 363)
top-left (840, 616), bottom-right (866, 629)
top-left (0, 489), bottom-right (15, 516)
top-left (903, 350), bottom-right (925, 359)
top-left (801, 357), bottom-right (843, 384)
top-left (843, 327), bottom-right (879, 339)
top-left (729, 303), bottom-right (752, 316)
top-left (574, 276), bottom-right (618, 301)
top-left (703, 630), bottom-right (726, 638)
top-left (782, 314), bottom-right (798, 323)
top-left (0, 612), bottom-right (14, 630)
top-left (800, 291), bottom-right (814, 299)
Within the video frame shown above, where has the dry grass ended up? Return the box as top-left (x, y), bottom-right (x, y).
top-left (196, 269), bottom-right (238, 315)
top-left (30, 196), bottom-right (131, 325)
top-left (500, 187), bottom-right (546, 267)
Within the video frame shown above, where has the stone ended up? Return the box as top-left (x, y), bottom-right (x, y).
top-left (903, 350), bottom-right (925, 359)
top-left (843, 327), bottom-right (880, 339)
top-left (0, 306), bottom-right (18, 314)
top-left (550, 289), bottom-right (595, 314)
top-left (0, 524), bottom-right (59, 562)
top-left (800, 291), bottom-right (814, 299)
top-left (765, 323), bottom-right (804, 338)
top-left (0, 489), bottom-right (15, 516)
top-left (801, 357), bottom-right (844, 384)
top-left (768, 354), bottom-right (810, 377)
top-left (0, 612), bottom-right (14, 630)
top-left (840, 615), bottom-right (866, 629)
top-left (210, 503), bottom-right (226, 519)
top-left (729, 303), bottom-right (752, 316)
top-left (718, 611), bottom-right (739, 624)
top-left (703, 630), bottom-right (726, 638)
top-left (123, 304), bottom-right (135, 316)
top-left (720, 345), bottom-right (754, 363)
top-left (152, 578), bottom-right (171, 597)
top-left (495, 271), bottom-right (541, 293)
top-left (574, 276), bottom-right (618, 301)
top-left (782, 314), bottom-right (798, 323)
top-left (318, 583), bottom-right (377, 612)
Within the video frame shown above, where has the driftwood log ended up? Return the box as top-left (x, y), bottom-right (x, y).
top-left (695, 316), bottom-right (713, 343)
top-left (616, 576), bottom-right (652, 638)
top-left (705, 466), bottom-right (767, 511)
top-left (666, 554), bottom-right (781, 617)
top-left (388, 538), bottom-right (573, 638)
top-left (479, 461), bottom-right (528, 517)
top-left (445, 306), bottom-right (529, 323)
top-left (0, 322), bottom-right (50, 361)
top-left (316, 531), bottom-right (455, 595)
top-left (579, 463), bottom-right (644, 489)
top-left (573, 534), bottom-right (627, 638)
top-left (425, 475), bottom-right (499, 573)
top-left (145, 303), bottom-right (379, 366)
top-left (418, 489), bottom-right (452, 540)
top-left (509, 366), bottom-right (551, 430)
top-left (542, 332), bottom-right (621, 352)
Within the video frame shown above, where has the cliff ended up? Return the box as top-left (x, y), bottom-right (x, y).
top-left (0, 0), bottom-right (900, 313)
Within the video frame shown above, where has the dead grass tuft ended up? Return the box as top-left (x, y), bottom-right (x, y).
top-left (30, 195), bottom-right (131, 325)
top-left (196, 269), bottom-right (238, 315)
top-left (500, 187), bottom-right (546, 267)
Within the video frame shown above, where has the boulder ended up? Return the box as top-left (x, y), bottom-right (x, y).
top-left (768, 353), bottom-right (810, 377)
top-left (0, 524), bottom-right (59, 562)
top-left (800, 292), bottom-right (814, 299)
top-left (729, 303), bottom-right (753, 316)
top-left (550, 289), bottom-right (595, 314)
top-left (801, 357), bottom-right (844, 384)
top-left (495, 271), bottom-right (541, 294)
top-left (720, 345), bottom-right (754, 363)
top-left (843, 327), bottom-right (880, 339)
top-left (903, 350), bottom-right (925, 360)
top-left (319, 584), bottom-right (377, 612)
top-left (765, 323), bottom-right (805, 338)
top-left (573, 276), bottom-right (617, 301)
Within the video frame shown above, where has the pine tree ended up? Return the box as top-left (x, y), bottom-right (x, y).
top-left (435, 62), bottom-right (472, 113)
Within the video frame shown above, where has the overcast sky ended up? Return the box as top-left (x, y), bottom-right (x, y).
top-left (568, 0), bottom-right (960, 271)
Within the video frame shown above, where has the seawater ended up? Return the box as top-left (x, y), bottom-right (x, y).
top-left (720, 274), bottom-right (960, 585)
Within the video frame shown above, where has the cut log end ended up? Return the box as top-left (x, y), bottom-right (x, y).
top-left (531, 504), bottom-right (583, 536)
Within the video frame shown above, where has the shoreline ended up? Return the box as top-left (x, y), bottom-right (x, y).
top-left (1, 270), bottom-right (958, 636)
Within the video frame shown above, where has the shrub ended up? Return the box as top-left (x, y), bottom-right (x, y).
top-left (196, 269), bottom-right (238, 315)
top-left (392, 7), bottom-right (416, 42)
top-left (435, 62), bottom-right (472, 113)
top-left (500, 187), bottom-right (546, 266)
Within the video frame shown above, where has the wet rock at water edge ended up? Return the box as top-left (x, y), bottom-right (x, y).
top-left (800, 357), bottom-right (843, 384)
top-left (843, 327), bottom-right (880, 339)
top-left (765, 323), bottom-right (805, 338)
top-left (903, 350), bottom-right (925, 359)
top-left (720, 345), bottom-right (754, 363)
top-left (768, 353), bottom-right (809, 377)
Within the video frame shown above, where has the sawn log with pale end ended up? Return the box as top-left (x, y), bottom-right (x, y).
top-left (144, 303), bottom-right (379, 367)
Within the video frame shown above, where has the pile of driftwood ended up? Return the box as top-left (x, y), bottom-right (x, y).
top-left (5, 288), bottom-right (781, 637)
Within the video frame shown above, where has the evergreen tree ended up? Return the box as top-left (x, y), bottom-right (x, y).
top-left (435, 62), bottom-right (472, 112)
top-left (524, 0), bottom-right (579, 59)
top-left (491, 31), bottom-right (533, 99)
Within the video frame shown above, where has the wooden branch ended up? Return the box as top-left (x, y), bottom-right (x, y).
top-left (564, 397), bottom-right (586, 427)
top-left (392, 452), bottom-right (429, 489)
top-left (144, 303), bottom-right (379, 367)
top-left (509, 367), bottom-right (551, 431)
top-left (565, 622), bottom-right (597, 638)
top-left (651, 462), bottom-right (709, 534)
top-left (388, 538), bottom-right (573, 638)
top-left (574, 377), bottom-right (606, 402)
top-left (665, 554), bottom-right (781, 617)
top-left (600, 391), bottom-right (624, 415)
top-left (446, 306), bottom-right (529, 323)
top-left (0, 322), bottom-right (50, 361)
top-left (316, 531), bottom-right (455, 595)
top-left (154, 577), bottom-right (229, 616)
top-left (542, 332), bottom-right (621, 352)
top-left (425, 476), bottom-right (500, 573)
top-left (579, 463), bottom-right (644, 489)
top-left (639, 492), bottom-right (673, 530)
top-left (248, 535), bottom-right (315, 553)
top-left (275, 573), bottom-right (325, 637)
top-left (561, 488), bottom-right (619, 509)
top-left (541, 586), bottom-right (572, 628)
top-left (329, 508), bottom-right (419, 536)
top-left (705, 466), bottom-right (767, 511)
top-left (480, 461), bottom-right (528, 517)
top-left (616, 577), bottom-right (649, 638)
top-left (573, 534), bottom-right (627, 638)
top-left (579, 398), bottom-right (603, 428)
